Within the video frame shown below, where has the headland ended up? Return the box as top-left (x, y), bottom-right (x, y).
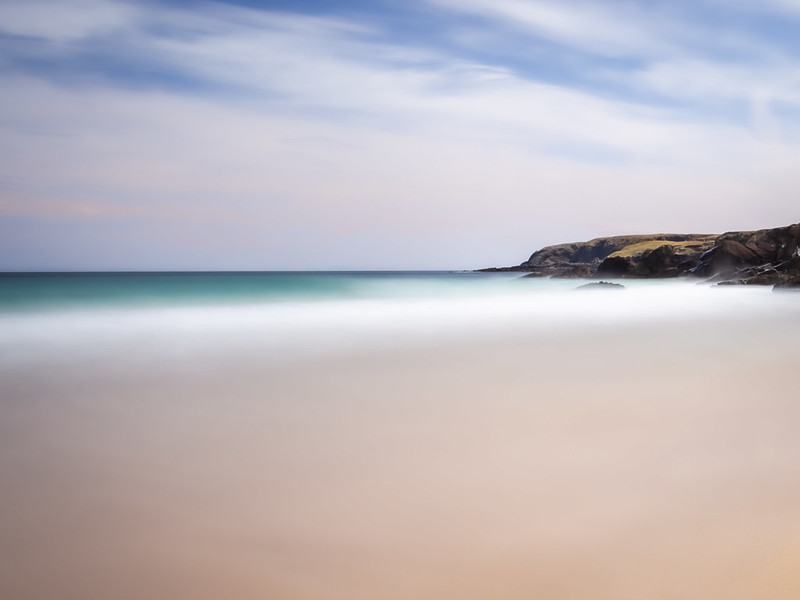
top-left (480, 223), bottom-right (800, 288)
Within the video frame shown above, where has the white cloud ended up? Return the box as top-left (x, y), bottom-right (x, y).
top-left (7, 0), bottom-right (796, 157)
top-left (2, 71), bottom-right (798, 266)
top-left (630, 59), bottom-right (800, 102)
top-left (769, 0), bottom-right (800, 12)
top-left (0, 0), bottom-right (137, 41)
top-left (59, 2), bottom-right (745, 165)
top-left (711, 0), bottom-right (800, 16)
top-left (428, 0), bottom-right (705, 58)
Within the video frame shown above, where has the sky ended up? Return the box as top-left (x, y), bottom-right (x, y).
top-left (1, 0), bottom-right (799, 270)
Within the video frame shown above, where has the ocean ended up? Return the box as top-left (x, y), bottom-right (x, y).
top-left (1, 271), bottom-right (800, 599)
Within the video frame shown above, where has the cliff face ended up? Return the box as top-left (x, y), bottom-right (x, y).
top-left (480, 224), bottom-right (800, 287)
top-left (524, 234), bottom-right (717, 278)
top-left (691, 224), bottom-right (800, 286)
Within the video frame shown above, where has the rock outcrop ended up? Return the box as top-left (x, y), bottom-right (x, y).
top-left (690, 224), bottom-right (800, 284)
top-left (480, 233), bottom-right (716, 278)
top-left (478, 223), bottom-right (800, 288)
top-left (522, 233), bottom-right (716, 279)
top-left (575, 281), bottom-right (625, 291)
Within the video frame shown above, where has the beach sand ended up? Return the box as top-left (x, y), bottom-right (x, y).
top-left (2, 316), bottom-right (800, 599)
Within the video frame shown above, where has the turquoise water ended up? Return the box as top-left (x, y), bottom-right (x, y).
top-left (0, 271), bottom-right (518, 312)
top-left (1, 271), bottom-right (796, 369)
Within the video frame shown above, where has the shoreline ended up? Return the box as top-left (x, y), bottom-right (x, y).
top-left (2, 296), bottom-right (800, 599)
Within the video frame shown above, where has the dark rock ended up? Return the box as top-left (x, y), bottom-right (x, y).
top-left (772, 256), bottom-right (800, 290)
top-left (597, 256), bottom-right (633, 277)
top-left (636, 245), bottom-right (677, 277)
top-left (551, 265), bottom-right (592, 279)
top-left (741, 271), bottom-right (782, 285)
top-left (519, 233), bottom-right (716, 279)
top-left (575, 281), bottom-right (625, 290)
top-left (481, 223), bottom-right (800, 286)
top-left (520, 263), bottom-right (593, 278)
top-left (522, 233), bottom-right (715, 271)
top-left (713, 263), bottom-right (780, 285)
top-left (691, 224), bottom-right (800, 279)
top-left (475, 265), bottom-right (529, 273)
top-left (776, 254), bottom-right (800, 273)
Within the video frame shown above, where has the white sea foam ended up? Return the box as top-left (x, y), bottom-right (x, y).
top-left (0, 278), bottom-right (796, 370)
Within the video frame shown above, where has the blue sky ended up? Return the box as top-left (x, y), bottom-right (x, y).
top-left (1, 0), bottom-right (799, 269)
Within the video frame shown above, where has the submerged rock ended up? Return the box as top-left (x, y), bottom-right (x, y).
top-left (575, 281), bottom-right (625, 290)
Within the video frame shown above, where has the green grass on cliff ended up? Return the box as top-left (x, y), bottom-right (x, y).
top-left (608, 237), bottom-right (716, 259)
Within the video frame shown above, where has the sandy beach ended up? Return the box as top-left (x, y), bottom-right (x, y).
top-left (2, 299), bottom-right (800, 599)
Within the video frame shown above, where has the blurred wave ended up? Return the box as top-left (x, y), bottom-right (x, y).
top-left (1, 272), bottom-right (797, 369)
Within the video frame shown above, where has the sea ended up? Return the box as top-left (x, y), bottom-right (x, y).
top-left (2, 270), bottom-right (797, 366)
top-left (2, 271), bottom-right (800, 599)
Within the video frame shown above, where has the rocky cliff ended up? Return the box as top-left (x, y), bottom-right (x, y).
top-left (479, 223), bottom-right (800, 287)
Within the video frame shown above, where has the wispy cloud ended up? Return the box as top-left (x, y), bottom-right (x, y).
top-left (0, 0), bottom-right (137, 41)
top-left (717, 0), bottom-right (800, 17)
top-left (1, 0), bottom-right (799, 269)
top-left (430, 0), bottom-right (696, 58)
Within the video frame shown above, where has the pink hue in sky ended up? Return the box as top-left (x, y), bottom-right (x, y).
top-left (1, 0), bottom-right (799, 269)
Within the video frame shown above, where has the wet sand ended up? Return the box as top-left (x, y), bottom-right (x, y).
top-left (2, 317), bottom-right (800, 599)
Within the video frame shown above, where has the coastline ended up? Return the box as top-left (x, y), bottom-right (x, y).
top-left (478, 222), bottom-right (800, 290)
